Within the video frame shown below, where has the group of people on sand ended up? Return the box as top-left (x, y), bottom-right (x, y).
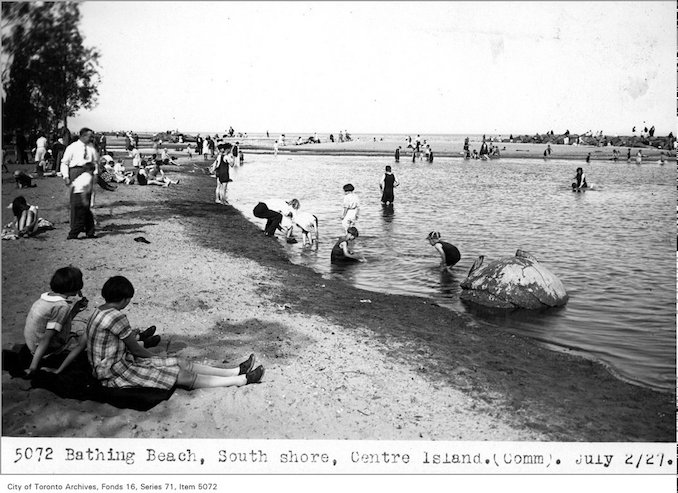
top-left (7, 128), bottom-right (183, 242)
top-left (18, 266), bottom-right (265, 394)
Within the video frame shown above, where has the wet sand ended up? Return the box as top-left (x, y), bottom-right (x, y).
top-left (1, 160), bottom-right (674, 441)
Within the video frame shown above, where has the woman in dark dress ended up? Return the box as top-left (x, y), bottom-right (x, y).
top-left (379, 165), bottom-right (400, 206)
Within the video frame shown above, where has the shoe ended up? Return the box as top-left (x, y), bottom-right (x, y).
top-left (238, 354), bottom-right (256, 375)
top-left (67, 234), bottom-right (79, 240)
top-left (85, 234), bottom-right (98, 239)
top-left (246, 365), bottom-right (265, 384)
top-left (138, 325), bottom-right (156, 340)
top-left (143, 335), bottom-right (161, 348)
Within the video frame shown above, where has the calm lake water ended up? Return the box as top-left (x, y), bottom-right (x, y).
top-left (226, 154), bottom-right (676, 391)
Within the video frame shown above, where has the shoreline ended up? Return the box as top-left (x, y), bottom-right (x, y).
top-left (48, 136), bottom-right (675, 162)
top-left (1, 163), bottom-right (674, 441)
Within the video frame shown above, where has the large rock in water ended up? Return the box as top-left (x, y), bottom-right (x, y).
top-left (460, 250), bottom-right (568, 309)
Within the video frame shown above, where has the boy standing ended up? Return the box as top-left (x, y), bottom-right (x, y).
top-left (67, 162), bottom-right (96, 239)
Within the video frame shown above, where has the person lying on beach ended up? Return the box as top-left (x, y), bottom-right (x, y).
top-left (331, 227), bottom-right (365, 264)
top-left (290, 210), bottom-right (319, 247)
top-left (427, 231), bottom-right (460, 273)
top-left (22, 266), bottom-right (89, 378)
top-left (571, 167), bottom-right (587, 191)
top-left (253, 199), bottom-right (300, 237)
top-left (340, 184), bottom-right (360, 233)
top-left (9, 196), bottom-right (39, 237)
top-left (74, 275), bottom-right (264, 390)
top-left (148, 161), bottom-right (180, 186)
top-left (14, 170), bottom-right (36, 189)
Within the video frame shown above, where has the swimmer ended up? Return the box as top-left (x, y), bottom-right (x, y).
top-left (330, 227), bottom-right (365, 264)
top-left (427, 231), bottom-right (460, 273)
top-left (571, 167), bottom-right (588, 191)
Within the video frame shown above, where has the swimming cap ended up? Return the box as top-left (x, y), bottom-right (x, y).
top-left (343, 184), bottom-right (355, 192)
top-left (427, 231), bottom-right (441, 240)
top-left (347, 227), bottom-right (359, 237)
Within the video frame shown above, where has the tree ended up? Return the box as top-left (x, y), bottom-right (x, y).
top-left (1, 2), bottom-right (101, 136)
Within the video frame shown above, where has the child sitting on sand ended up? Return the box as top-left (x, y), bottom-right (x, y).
top-left (14, 170), bottom-right (35, 189)
top-left (9, 196), bottom-right (40, 237)
top-left (81, 276), bottom-right (263, 390)
top-left (22, 266), bottom-right (89, 377)
top-left (340, 184), bottom-right (360, 233)
top-left (331, 227), bottom-right (365, 264)
top-left (148, 161), bottom-right (180, 186)
top-left (427, 231), bottom-right (461, 273)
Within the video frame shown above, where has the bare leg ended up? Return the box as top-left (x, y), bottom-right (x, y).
top-left (191, 362), bottom-right (239, 377)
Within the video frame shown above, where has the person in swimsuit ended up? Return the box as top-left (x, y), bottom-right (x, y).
top-left (427, 231), bottom-right (460, 273)
top-left (209, 144), bottom-right (234, 204)
top-left (379, 166), bottom-right (400, 206)
top-left (331, 227), bottom-right (365, 264)
top-left (571, 167), bottom-right (588, 191)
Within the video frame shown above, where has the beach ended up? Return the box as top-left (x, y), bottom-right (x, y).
top-left (1, 149), bottom-right (674, 442)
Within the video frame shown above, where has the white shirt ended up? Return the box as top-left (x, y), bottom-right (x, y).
top-left (36, 136), bottom-right (47, 149)
top-left (60, 140), bottom-right (99, 179)
top-left (71, 172), bottom-right (93, 194)
top-left (293, 211), bottom-right (317, 231)
top-left (266, 199), bottom-right (294, 217)
top-left (131, 148), bottom-right (141, 168)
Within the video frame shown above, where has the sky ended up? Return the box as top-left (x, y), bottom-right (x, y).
top-left (70, 1), bottom-right (676, 136)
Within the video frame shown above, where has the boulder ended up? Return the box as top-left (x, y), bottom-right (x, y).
top-left (460, 250), bottom-right (568, 309)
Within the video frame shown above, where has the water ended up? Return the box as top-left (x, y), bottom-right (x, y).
top-left (226, 154), bottom-right (676, 391)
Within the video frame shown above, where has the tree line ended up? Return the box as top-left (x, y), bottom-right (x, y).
top-left (2, 2), bottom-right (101, 139)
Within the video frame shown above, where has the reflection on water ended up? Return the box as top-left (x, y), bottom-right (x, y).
top-left (227, 154), bottom-right (676, 391)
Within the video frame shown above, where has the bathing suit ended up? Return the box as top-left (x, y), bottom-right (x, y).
top-left (381, 173), bottom-right (396, 203)
top-left (331, 238), bottom-right (359, 264)
top-left (439, 241), bottom-right (461, 267)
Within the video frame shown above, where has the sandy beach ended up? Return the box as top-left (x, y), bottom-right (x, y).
top-left (1, 152), bottom-right (674, 442)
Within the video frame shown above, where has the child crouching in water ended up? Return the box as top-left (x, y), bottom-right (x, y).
top-left (427, 231), bottom-right (461, 273)
top-left (331, 226), bottom-right (365, 264)
top-left (81, 276), bottom-right (263, 390)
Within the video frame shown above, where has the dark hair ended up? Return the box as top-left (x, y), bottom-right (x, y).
top-left (343, 183), bottom-right (355, 192)
top-left (11, 196), bottom-right (28, 218)
top-left (79, 127), bottom-right (93, 136)
top-left (385, 166), bottom-right (392, 171)
top-left (347, 227), bottom-right (359, 237)
top-left (50, 266), bottom-right (84, 294)
top-left (101, 276), bottom-right (135, 303)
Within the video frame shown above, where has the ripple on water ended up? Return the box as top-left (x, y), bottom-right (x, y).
top-left (228, 155), bottom-right (675, 391)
